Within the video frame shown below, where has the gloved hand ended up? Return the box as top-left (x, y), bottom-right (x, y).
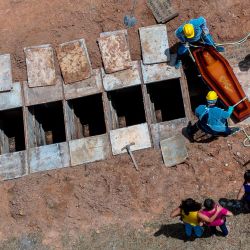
top-left (228, 106), bottom-right (234, 114)
top-left (175, 60), bottom-right (182, 69)
top-left (215, 46), bottom-right (225, 52)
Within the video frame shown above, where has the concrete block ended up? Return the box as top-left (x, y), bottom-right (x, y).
top-left (141, 60), bottom-right (181, 84)
top-left (69, 134), bottom-right (111, 166)
top-left (98, 33), bottom-right (132, 73)
top-left (24, 44), bottom-right (57, 87)
top-left (139, 24), bottom-right (170, 64)
top-left (56, 39), bottom-right (92, 84)
top-left (0, 54), bottom-right (12, 92)
top-left (23, 79), bottom-right (63, 106)
top-left (101, 61), bottom-right (141, 91)
top-left (110, 123), bottom-right (151, 155)
top-left (160, 134), bottom-right (188, 167)
top-left (63, 69), bottom-right (103, 99)
top-left (29, 142), bottom-right (70, 173)
top-left (0, 82), bottom-right (23, 111)
top-left (146, 0), bottom-right (178, 23)
top-left (0, 151), bottom-right (27, 180)
top-left (150, 118), bottom-right (188, 148)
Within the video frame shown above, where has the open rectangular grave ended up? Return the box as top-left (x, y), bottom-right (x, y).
top-left (0, 108), bottom-right (25, 155)
top-left (65, 94), bottom-right (106, 140)
top-left (106, 85), bottom-right (146, 129)
top-left (65, 94), bottom-right (111, 166)
top-left (146, 78), bottom-right (185, 123)
top-left (26, 101), bottom-right (66, 148)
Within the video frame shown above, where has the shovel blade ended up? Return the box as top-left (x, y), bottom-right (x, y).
top-left (124, 15), bottom-right (137, 28)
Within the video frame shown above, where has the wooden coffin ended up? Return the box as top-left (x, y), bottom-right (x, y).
top-left (192, 46), bottom-right (250, 122)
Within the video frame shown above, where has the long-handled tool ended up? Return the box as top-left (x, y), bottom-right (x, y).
top-left (233, 96), bottom-right (248, 108)
top-left (124, 0), bottom-right (137, 28)
top-left (121, 142), bottom-right (139, 171)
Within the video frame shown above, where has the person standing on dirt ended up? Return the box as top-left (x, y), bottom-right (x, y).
top-left (237, 170), bottom-right (250, 212)
top-left (170, 198), bottom-right (223, 241)
top-left (174, 16), bottom-right (224, 69)
top-left (186, 91), bottom-right (239, 141)
top-left (200, 198), bottom-right (233, 237)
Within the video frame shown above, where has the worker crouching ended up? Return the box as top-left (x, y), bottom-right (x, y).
top-left (186, 91), bottom-right (240, 142)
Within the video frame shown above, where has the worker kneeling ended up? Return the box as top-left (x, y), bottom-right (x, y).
top-left (187, 91), bottom-right (240, 141)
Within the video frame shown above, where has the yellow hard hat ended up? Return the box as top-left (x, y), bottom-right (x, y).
top-left (183, 24), bottom-right (195, 39)
top-left (206, 91), bottom-right (218, 101)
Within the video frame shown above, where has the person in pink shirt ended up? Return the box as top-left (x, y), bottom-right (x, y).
top-left (200, 198), bottom-right (233, 236)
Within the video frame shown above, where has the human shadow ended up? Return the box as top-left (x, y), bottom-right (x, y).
top-left (238, 54), bottom-right (250, 72)
top-left (154, 223), bottom-right (211, 241)
top-left (181, 127), bottom-right (218, 144)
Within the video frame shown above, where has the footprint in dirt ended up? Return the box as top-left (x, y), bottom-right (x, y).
top-left (238, 54), bottom-right (250, 72)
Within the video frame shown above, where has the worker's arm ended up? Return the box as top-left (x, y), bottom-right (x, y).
top-left (237, 185), bottom-right (245, 200)
top-left (196, 16), bottom-right (210, 35)
top-left (170, 207), bottom-right (181, 218)
top-left (175, 25), bottom-right (186, 43)
top-left (198, 206), bottom-right (222, 223)
top-left (220, 106), bottom-right (234, 119)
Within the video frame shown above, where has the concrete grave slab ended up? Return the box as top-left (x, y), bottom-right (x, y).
top-left (109, 123), bottom-right (151, 155)
top-left (29, 142), bottom-right (70, 173)
top-left (69, 134), bottom-right (111, 166)
top-left (23, 78), bottom-right (63, 106)
top-left (101, 61), bottom-right (141, 91)
top-left (150, 118), bottom-right (188, 148)
top-left (56, 39), bottom-right (92, 84)
top-left (98, 33), bottom-right (132, 73)
top-left (0, 54), bottom-right (12, 92)
top-left (100, 29), bottom-right (128, 38)
top-left (146, 0), bottom-right (178, 23)
top-left (139, 25), bottom-right (170, 64)
top-left (0, 151), bottom-right (27, 180)
top-left (63, 69), bottom-right (103, 100)
top-left (24, 44), bottom-right (57, 87)
top-left (141, 60), bottom-right (181, 84)
top-left (0, 82), bottom-right (23, 111)
top-left (160, 134), bottom-right (188, 167)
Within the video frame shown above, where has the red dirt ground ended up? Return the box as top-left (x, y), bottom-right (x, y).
top-left (0, 0), bottom-right (250, 248)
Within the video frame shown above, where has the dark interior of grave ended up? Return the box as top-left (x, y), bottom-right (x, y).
top-left (0, 108), bottom-right (25, 154)
top-left (29, 101), bottom-right (66, 145)
top-left (108, 86), bottom-right (146, 128)
top-left (147, 78), bottom-right (185, 122)
top-left (68, 94), bottom-right (106, 139)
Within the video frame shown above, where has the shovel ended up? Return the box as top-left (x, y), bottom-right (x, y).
top-left (124, 0), bottom-right (137, 28)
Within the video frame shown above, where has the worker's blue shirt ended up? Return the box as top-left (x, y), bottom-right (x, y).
top-left (195, 105), bottom-right (232, 132)
top-left (175, 16), bottom-right (210, 43)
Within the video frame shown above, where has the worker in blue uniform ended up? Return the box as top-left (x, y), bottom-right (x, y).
top-left (186, 91), bottom-right (239, 141)
top-left (174, 16), bottom-right (224, 69)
